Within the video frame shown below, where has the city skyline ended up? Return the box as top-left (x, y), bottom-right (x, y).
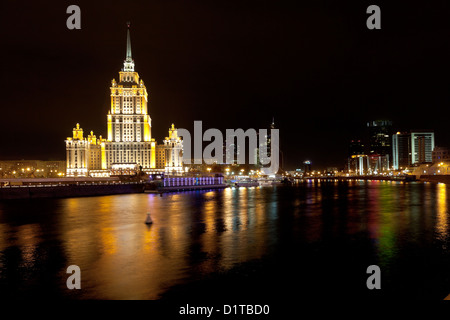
top-left (3, 1), bottom-right (450, 306)
top-left (2, 2), bottom-right (450, 170)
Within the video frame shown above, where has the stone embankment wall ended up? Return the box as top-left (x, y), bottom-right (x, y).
top-left (0, 183), bottom-right (145, 200)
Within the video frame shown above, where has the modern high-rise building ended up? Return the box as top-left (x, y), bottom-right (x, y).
top-left (257, 118), bottom-right (281, 171)
top-left (367, 120), bottom-right (393, 171)
top-left (65, 24), bottom-right (183, 177)
top-left (348, 140), bottom-right (364, 157)
top-left (348, 140), bottom-right (367, 175)
top-left (303, 160), bottom-right (312, 174)
top-left (392, 132), bottom-right (411, 170)
top-left (410, 130), bottom-right (435, 165)
top-left (392, 130), bottom-right (435, 169)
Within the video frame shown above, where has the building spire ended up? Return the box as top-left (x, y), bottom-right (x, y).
top-left (126, 21), bottom-right (132, 59)
top-left (123, 21), bottom-right (135, 72)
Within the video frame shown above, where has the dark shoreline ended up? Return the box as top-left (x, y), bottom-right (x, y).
top-left (0, 183), bottom-right (229, 200)
top-left (0, 183), bottom-right (146, 200)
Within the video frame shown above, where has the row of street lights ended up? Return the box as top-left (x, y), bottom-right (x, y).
top-left (205, 167), bottom-right (262, 176)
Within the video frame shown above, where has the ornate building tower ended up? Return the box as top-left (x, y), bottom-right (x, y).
top-left (163, 124), bottom-right (183, 174)
top-left (105, 23), bottom-right (156, 170)
top-left (65, 23), bottom-right (183, 177)
top-left (65, 124), bottom-right (105, 177)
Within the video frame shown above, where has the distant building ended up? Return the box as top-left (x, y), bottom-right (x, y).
top-left (367, 154), bottom-right (389, 174)
top-left (303, 160), bottom-right (312, 174)
top-left (0, 160), bottom-right (66, 178)
top-left (432, 146), bottom-right (450, 163)
top-left (348, 140), bottom-right (364, 157)
top-left (410, 130), bottom-right (435, 165)
top-left (392, 130), bottom-right (435, 169)
top-left (347, 140), bottom-right (366, 175)
top-left (164, 124), bottom-right (183, 174)
top-left (367, 120), bottom-right (393, 168)
top-left (326, 167), bottom-right (338, 175)
top-left (392, 132), bottom-right (411, 170)
top-left (44, 161), bottom-right (67, 177)
top-left (258, 118), bottom-right (280, 170)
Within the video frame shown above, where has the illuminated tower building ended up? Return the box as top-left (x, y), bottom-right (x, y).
top-left (392, 130), bottom-right (435, 169)
top-left (392, 132), bottom-right (411, 170)
top-left (303, 160), bottom-right (312, 174)
top-left (367, 120), bottom-right (393, 157)
top-left (367, 120), bottom-right (393, 172)
top-left (65, 23), bottom-right (183, 177)
top-left (410, 130), bottom-right (435, 164)
top-left (257, 117), bottom-right (281, 170)
top-left (349, 140), bottom-right (364, 157)
top-left (105, 23), bottom-right (156, 170)
top-left (348, 140), bottom-right (367, 175)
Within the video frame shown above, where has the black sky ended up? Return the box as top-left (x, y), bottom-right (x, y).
top-left (1, 0), bottom-right (450, 169)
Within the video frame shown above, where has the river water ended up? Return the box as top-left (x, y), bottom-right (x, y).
top-left (1, 180), bottom-right (450, 300)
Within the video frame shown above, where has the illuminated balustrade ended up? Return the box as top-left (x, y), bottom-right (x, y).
top-left (162, 177), bottom-right (224, 187)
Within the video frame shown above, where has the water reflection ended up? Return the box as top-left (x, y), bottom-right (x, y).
top-left (436, 183), bottom-right (448, 243)
top-left (0, 182), bottom-right (450, 299)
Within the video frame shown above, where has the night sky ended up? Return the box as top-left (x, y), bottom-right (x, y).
top-left (2, 0), bottom-right (450, 170)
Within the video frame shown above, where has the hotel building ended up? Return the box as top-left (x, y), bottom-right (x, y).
top-left (65, 24), bottom-right (183, 177)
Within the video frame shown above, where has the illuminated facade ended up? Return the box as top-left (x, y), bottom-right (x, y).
top-left (105, 24), bottom-right (155, 171)
top-left (0, 160), bottom-right (66, 178)
top-left (391, 130), bottom-right (435, 169)
top-left (411, 130), bottom-right (435, 164)
top-left (392, 132), bottom-right (411, 170)
top-left (163, 124), bottom-right (183, 174)
top-left (65, 24), bottom-right (183, 177)
top-left (367, 120), bottom-right (393, 168)
top-left (65, 124), bottom-right (105, 177)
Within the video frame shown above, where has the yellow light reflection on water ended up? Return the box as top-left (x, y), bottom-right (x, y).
top-left (17, 223), bottom-right (40, 267)
top-left (436, 183), bottom-right (448, 241)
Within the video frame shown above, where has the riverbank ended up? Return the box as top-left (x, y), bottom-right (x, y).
top-left (0, 183), bottom-right (145, 200)
top-left (419, 175), bottom-right (450, 184)
top-left (0, 181), bottom-right (229, 199)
